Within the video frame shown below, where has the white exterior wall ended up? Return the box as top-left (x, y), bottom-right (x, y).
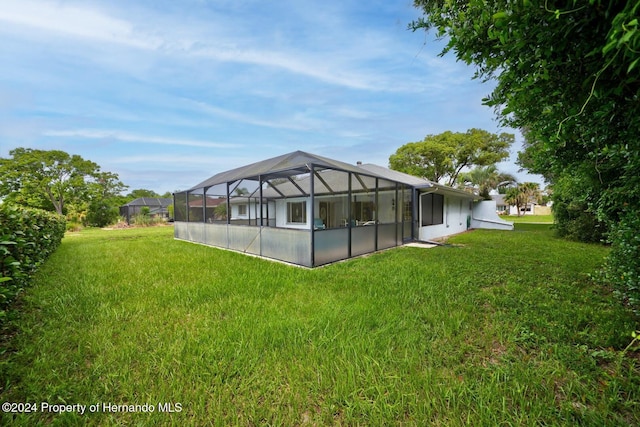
top-left (275, 197), bottom-right (311, 229)
top-left (230, 200), bottom-right (274, 222)
top-left (472, 200), bottom-right (514, 230)
top-left (230, 203), bottom-right (249, 220)
top-left (418, 195), bottom-right (472, 241)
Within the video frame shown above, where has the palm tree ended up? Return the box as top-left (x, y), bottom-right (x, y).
top-left (504, 182), bottom-right (541, 216)
top-left (458, 165), bottom-right (516, 200)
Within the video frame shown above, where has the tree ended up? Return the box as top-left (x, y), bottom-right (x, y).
top-left (127, 189), bottom-right (161, 199)
top-left (504, 182), bottom-right (541, 217)
top-left (0, 148), bottom-right (97, 215)
top-left (234, 187), bottom-right (250, 196)
top-left (389, 129), bottom-right (513, 186)
top-left (458, 165), bottom-right (516, 200)
top-left (0, 148), bottom-right (127, 224)
top-left (411, 1), bottom-right (640, 311)
top-left (86, 171), bottom-right (129, 227)
top-left (214, 202), bottom-right (228, 220)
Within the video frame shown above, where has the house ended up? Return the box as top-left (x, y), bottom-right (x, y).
top-left (119, 197), bottom-right (173, 224)
top-left (493, 194), bottom-right (511, 215)
top-left (492, 194), bottom-right (543, 216)
top-left (173, 151), bottom-right (513, 267)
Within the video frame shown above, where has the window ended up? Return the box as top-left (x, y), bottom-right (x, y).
top-left (421, 193), bottom-right (444, 226)
top-left (238, 204), bottom-right (247, 215)
top-left (351, 201), bottom-right (375, 223)
top-left (287, 201), bottom-right (306, 224)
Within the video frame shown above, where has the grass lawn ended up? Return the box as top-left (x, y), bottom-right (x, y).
top-left (503, 214), bottom-right (554, 223)
top-left (1, 224), bottom-right (638, 425)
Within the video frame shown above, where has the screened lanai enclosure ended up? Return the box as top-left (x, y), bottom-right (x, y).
top-left (173, 151), bottom-right (414, 267)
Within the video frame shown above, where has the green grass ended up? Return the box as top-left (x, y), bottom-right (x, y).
top-left (504, 214), bottom-right (554, 223)
top-left (1, 225), bottom-right (638, 426)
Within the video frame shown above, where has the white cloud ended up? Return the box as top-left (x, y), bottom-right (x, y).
top-left (0, 0), bottom-right (161, 50)
top-left (0, 0), bottom-right (449, 93)
top-left (111, 154), bottom-right (250, 169)
top-left (0, 0), bottom-right (541, 192)
top-left (184, 99), bottom-right (327, 131)
top-left (43, 129), bottom-right (237, 149)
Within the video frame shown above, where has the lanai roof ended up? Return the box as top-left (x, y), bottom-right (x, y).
top-left (187, 150), bottom-right (477, 200)
top-left (189, 151), bottom-right (377, 191)
top-left (122, 197), bottom-right (173, 207)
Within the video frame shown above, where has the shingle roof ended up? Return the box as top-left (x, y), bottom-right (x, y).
top-left (358, 163), bottom-right (476, 199)
top-left (356, 163), bottom-right (431, 187)
top-left (492, 194), bottom-right (507, 206)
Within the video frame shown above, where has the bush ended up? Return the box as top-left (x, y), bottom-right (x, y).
top-left (66, 221), bottom-right (83, 232)
top-left (551, 172), bottom-right (606, 243)
top-left (85, 200), bottom-right (119, 228)
top-left (599, 212), bottom-right (640, 315)
top-left (552, 200), bottom-right (606, 243)
top-left (131, 213), bottom-right (165, 227)
top-left (0, 204), bottom-right (66, 321)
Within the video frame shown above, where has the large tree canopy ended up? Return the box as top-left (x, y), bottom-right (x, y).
top-left (0, 148), bottom-right (97, 214)
top-left (389, 128), bottom-right (513, 186)
top-left (0, 148), bottom-right (127, 226)
top-left (412, 1), bottom-right (640, 310)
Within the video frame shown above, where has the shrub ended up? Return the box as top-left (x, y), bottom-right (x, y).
top-left (552, 200), bottom-right (606, 243)
top-left (130, 213), bottom-right (166, 227)
top-left (598, 212), bottom-right (640, 315)
top-left (551, 173), bottom-right (606, 243)
top-left (66, 221), bottom-right (83, 232)
top-left (85, 200), bottom-right (119, 228)
top-left (0, 204), bottom-right (66, 321)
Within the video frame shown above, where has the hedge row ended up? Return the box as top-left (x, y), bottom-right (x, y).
top-left (0, 204), bottom-right (66, 321)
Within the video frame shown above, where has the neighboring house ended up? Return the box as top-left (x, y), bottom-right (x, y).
top-left (119, 197), bottom-right (173, 224)
top-left (492, 194), bottom-right (538, 216)
top-left (187, 196), bottom-right (226, 222)
top-left (174, 151), bottom-right (513, 267)
top-left (492, 194), bottom-right (511, 215)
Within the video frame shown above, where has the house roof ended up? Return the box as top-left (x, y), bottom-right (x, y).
top-left (121, 197), bottom-right (173, 208)
top-left (492, 194), bottom-right (507, 206)
top-left (358, 163), bottom-right (476, 199)
top-left (356, 163), bottom-right (431, 187)
top-left (424, 182), bottom-right (478, 199)
top-left (188, 196), bottom-right (226, 207)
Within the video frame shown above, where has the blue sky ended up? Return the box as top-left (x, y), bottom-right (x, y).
top-left (0, 0), bottom-right (543, 195)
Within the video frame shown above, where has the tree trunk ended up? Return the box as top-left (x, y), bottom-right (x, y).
top-left (45, 186), bottom-right (63, 215)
